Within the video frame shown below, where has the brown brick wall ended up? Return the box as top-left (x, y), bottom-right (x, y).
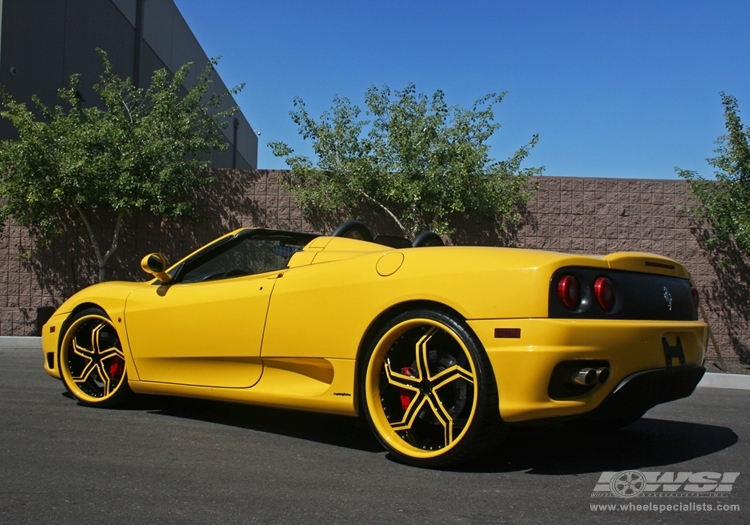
top-left (1, 170), bottom-right (747, 364)
top-left (516, 177), bottom-right (748, 363)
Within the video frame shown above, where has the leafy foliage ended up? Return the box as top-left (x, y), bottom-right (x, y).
top-left (0, 49), bottom-right (241, 280)
top-left (678, 93), bottom-right (750, 254)
top-left (270, 83), bottom-right (541, 238)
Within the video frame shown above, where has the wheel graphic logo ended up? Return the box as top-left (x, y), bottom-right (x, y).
top-left (610, 470), bottom-right (647, 498)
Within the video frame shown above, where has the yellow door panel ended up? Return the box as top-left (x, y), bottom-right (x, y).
top-left (124, 274), bottom-right (276, 387)
top-left (262, 256), bottom-right (392, 360)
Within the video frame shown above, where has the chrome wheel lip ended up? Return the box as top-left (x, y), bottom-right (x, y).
top-left (365, 317), bottom-right (479, 459)
top-left (60, 314), bottom-right (127, 403)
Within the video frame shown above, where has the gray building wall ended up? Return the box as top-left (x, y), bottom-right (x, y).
top-left (0, 0), bottom-right (257, 168)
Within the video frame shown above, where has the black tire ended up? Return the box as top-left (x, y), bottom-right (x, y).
top-left (360, 309), bottom-right (506, 467)
top-left (58, 307), bottom-right (133, 408)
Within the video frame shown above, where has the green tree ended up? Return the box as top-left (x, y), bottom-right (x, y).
top-left (0, 50), bottom-right (242, 281)
top-left (270, 83), bottom-right (541, 238)
top-left (678, 93), bottom-right (750, 254)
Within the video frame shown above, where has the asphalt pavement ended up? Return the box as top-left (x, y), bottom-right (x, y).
top-left (1, 343), bottom-right (748, 524)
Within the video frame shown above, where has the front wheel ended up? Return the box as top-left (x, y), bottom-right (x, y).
top-left (59, 308), bottom-right (133, 408)
top-left (361, 309), bottom-right (506, 467)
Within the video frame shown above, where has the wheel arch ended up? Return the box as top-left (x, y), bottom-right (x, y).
top-left (58, 303), bottom-right (109, 350)
top-left (70, 301), bottom-right (109, 318)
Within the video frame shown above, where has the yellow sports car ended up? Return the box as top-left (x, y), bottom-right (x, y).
top-left (42, 220), bottom-right (707, 467)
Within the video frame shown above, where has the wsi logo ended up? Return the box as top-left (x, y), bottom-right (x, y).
top-left (592, 471), bottom-right (740, 498)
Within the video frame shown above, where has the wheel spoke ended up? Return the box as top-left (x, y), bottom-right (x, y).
top-left (431, 381), bottom-right (467, 447)
top-left (424, 392), bottom-right (453, 447)
top-left (99, 353), bottom-right (124, 393)
top-left (90, 323), bottom-right (102, 353)
top-left (391, 393), bottom-right (453, 448)
top-left (98, 346), bottom-right (124, 360)
top-left (70, 335), bottom-right (95, 378)
top-left (431, 365), bottom-right (474, 390)
top-left (415, 327), bottom-right (439, 380)
top-left (72, 338), bottom-right (94, 358)
top-left (389, 389), bottom-right (457, 449)
top-left (390, 393), bottom-right (428, 431)
top-left (384, 357), bottom-right (420, 390)
top-left (98, 363), bottom-right (113, 396)
top-left (72, 358), bottom-right (97, 384)
top-left (91, 323), bottom-right (124, 359)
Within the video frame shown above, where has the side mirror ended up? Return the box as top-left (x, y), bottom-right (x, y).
top-left (140, 253), bottom-right (172, 284)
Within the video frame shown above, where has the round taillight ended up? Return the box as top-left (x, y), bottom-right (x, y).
top-left (691, 287), bottom-right (700, 309)
top-left (557, 275), bottom-right (580, 310)
top-left (593, 277), bottom-right (615, 312)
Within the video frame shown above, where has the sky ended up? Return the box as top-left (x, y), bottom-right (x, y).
top-left (173, 0), bottom-right (750, 179)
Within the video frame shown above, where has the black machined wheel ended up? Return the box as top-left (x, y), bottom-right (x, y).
top-left (361, 309), bottom-right (506, 467)
top-left (59, 308), bottom-right (133, 408)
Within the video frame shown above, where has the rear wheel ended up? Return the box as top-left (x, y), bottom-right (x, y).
top-left (59, 308), bottom-right (133, 408)
top-left (361, 309), bottom-right (505, 467)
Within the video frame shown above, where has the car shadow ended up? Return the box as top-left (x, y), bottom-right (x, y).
top-left (134, 395), bottom-right (384, 453)
top-left (452, 418), bottom-right (739, 474)
top-left (123, 394), bottom-right (738, 472)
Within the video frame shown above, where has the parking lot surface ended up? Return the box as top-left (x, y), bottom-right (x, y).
top-left (1, 347), bottom-right (747, 524)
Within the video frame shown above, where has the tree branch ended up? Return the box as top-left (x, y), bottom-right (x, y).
top-left (71, 201), bottom-right (124, 282)
top-left (99, 212), bottom-right (124, 282)
top-left (72, 199), bottom-right (103, 265)
top-left (360, 190), bottom-right (408, 237)
top-left (102, 212), bottom-right (124, 263)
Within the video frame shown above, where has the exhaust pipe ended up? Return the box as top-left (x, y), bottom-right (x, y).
top-left (571, 366), bottom-right (611, 386)
top-left (572, 368), bottom-right (598, 386)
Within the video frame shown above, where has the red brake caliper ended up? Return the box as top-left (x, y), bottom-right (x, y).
top-left (400, 366), bottom-right (415, 410)
top-left (108, 361), bottom-right (122, 379)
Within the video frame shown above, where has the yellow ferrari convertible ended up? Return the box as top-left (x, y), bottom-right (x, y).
top-left (42, 220), bottom-right (707, 467)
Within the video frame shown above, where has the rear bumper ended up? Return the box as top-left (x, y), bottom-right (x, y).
top-left (575, 365), bottom-right (705, 425)
top-left (467, 318), bottom-right (707, 423)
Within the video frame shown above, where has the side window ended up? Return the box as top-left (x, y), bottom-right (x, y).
top-left (178, 236), bottom-right (303, 283)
